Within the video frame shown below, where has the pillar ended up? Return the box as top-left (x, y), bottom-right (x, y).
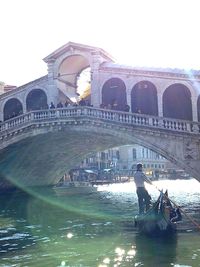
top-left (157, 92), bottom-right (163, 117)
top-left (22, 101), bottom-right (27, 114)
top-left (47, 60), bottom-right (59, 106)
top-left (126, 80), bottom-right (132, 109)
top-left (90, 52), bottom-right (102, 107)
top-left (191, 95), bottom-right (198, 122)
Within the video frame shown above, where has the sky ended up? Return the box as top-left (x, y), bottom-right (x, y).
top-left (1, 0), bottom-right (200, 87)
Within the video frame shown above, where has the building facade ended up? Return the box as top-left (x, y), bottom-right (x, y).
top-left (82, 144), bottom-right (168, 178)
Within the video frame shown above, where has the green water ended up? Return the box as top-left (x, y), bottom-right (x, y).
top-left (0, 179), bottom-right (200, 267)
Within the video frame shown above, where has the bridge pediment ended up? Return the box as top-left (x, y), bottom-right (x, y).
top-left (43, 41), bottom-right (115, 64)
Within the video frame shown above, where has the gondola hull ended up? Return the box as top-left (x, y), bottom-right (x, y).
top-left (134, 191), bottom-right (180, 236)
top-left (134, 212), bottom-right (176, 236)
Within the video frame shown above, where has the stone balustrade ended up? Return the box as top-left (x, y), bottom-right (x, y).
top-left (0, 107), bottom-right (199, 138)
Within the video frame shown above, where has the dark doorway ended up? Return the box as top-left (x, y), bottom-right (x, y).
top-left (102, 78), bottom-right (127, 111)
top-left (26, 89), bottom-right (48, 111)
top-left (4, 98), bottom-right (23, 121)
top-left (131, 81), bottom-right (158, 115)
top-left (163, 84), bottom-right (192, 120)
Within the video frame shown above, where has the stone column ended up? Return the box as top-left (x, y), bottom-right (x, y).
top-left (47, 60), bottom-right (59, 106)
top-left (191, 95), bottom-right (198, 122)
top-left (127, 91), bottom-right (131, 109)
top-left (90, 52), bottom-right (102, 107)
top-left (126, 81), bottom-right (131, 110)
top-left (22, 101), bottom-right (27, 113)
top-left (157, 92), bottom-right (163, 117)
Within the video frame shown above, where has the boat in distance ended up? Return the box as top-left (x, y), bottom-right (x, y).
top-left (134, 190), bottom-right (182, 236)
top-left (53, 181), bottom-right (97, 195)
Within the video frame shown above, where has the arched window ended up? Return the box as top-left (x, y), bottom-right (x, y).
top-left (102, 78), bottom-right (127, 111)
top-left (163, 83), bottom-right (192, 120)
top-left (4, 98), bottom-right (23, 121)
top-left (26, 89), bottom-right (48, 111)
top-left (131, 81), bottom-right (158, 115)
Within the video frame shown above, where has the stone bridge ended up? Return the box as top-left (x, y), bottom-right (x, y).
top-left (1, 41), bottom-right (200, 189)
top-left (0, 106), bottom-right (200, 189)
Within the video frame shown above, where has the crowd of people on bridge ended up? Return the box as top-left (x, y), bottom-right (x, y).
top-left (48, 99), bottom-right (144, 115)
top-left (3, 96), bottom-right (143, 123)
top-left (49, 98), bottom-right (93, 110)
top-left (49, 99), bottom-right (132, 112)
top-left (45, 99), bottom-right (141, 115)
top-left (100, 102), bottom-right (130, 112)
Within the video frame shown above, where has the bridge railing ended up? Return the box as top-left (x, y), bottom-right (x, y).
top-left (0, 106), bottom-right (200, 136)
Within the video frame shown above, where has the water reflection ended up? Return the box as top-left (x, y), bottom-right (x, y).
top-left (134, 233), bottom-right (177, 267)
top-left (0, 179), bottom-right (199, 266)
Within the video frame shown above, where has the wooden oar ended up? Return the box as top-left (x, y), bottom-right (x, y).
top-left (146, 178), bottom-right (200, 231)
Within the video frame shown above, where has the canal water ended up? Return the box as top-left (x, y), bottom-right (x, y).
top-left (0, 179), bottom-right (200, 267)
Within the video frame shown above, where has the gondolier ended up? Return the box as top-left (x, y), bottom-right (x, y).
top-left (133, 163), bottom-right (152, 214)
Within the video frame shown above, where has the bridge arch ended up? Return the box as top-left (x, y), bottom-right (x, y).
top-left (3, 98), bottom-right (23, 121)
top-left (76, 67), bottom-right (91, 103)
top-left (101, 77), bottom-right (127, 111)
top-left (0, 118), bottom-right (200, 188)
top-left (56, 54), bottom-right (91, 102)
top-left (26, 89), bottom-right (48, 111)
top-left (131, 80), bottom-right (158, 115)
top-left (0, 106), bottom-right (200, 188)
top-left (163, 83), bottom-right (192, 120)
top-left (58, 55), bottom-right (90, 86)
top-left (54, 50), bottom-right (93, 77)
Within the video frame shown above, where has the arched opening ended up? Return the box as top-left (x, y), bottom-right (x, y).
top-left (101, 78), bottom-right (127, 111)
top-left (76, 67), bottom-right (91, 106)
top-left (131, 81), bottom-right (158, 115)
top-left (26, 89), bottom-right (48, 111)
top-left (4, 98), bottom-right (23, 121)
top-left (57, 55), bottom-right (90, 104)
top-left (163, 83), bottom-right (192, 120)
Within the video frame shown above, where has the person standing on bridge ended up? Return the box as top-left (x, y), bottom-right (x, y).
top-left (133, 163), bottom-right (152, 214)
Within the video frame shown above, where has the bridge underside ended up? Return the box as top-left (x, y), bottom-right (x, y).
top-left (0, 128), bottom-right (129, 189)
top-left (0, 122), bottom-right (200, 190)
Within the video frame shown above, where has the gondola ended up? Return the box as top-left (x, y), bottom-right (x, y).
top-left (134, 190), bottom-right (182, 236)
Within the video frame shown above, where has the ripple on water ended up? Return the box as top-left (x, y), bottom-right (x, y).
top-left (0, 232), bottom-right (30, 241)
top-left (0, 179), bottom-right (200, 267)
top-left (0, 230), bottom-right (8, 234)
top-left (174, 265), bottom-right (192, 267)
top-left (25, 224), bottom-right (42, 229)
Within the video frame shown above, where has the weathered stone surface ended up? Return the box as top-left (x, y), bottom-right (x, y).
top-left (0, 126), bottom-right (127, 189)
top-left (0, 117), bottom-right (200, 191)
top-left (0, 41), bottom-right (200, 190)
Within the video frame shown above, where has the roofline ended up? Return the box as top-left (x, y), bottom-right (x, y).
top-left (43, 41), bottom-right (115, 63)
top-left (100, 62), bottom-right (200, 80)
top-left (0, 75), bottom-right (48, 99)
